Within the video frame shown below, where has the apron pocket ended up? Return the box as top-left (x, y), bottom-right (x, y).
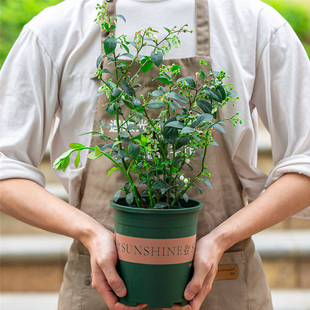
top-left (70, 253), bottom-right (109, 310)
top-left (201, 250), bottom-right (248, 310)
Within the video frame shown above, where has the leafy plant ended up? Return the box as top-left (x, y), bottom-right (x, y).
top-left (53, 2), bottom-right (242, 209)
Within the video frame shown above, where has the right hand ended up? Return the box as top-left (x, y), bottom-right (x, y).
top-left (85, 226), bottom-right (147, 310)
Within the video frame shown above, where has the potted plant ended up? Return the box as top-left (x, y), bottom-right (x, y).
top-left (53, 2), bottom-right (241, 308)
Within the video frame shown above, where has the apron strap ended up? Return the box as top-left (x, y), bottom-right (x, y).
top-left (196, 0), bottom-right (210, 57)
top-left (103, 0), bottom-right (210, 58)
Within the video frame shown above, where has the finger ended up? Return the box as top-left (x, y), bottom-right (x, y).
top-left (114, 302), bottom-right (148, 310)
top-left (188, 269), bottom-right (216, 310)
top-left (92, 261), bottom-right (120, 305)
top-left (92, 263), bottom-right (147, 310)
top-left (184, 261), bottom-right (214, 301)
top-left (98, 257), bottom-right (127, 297)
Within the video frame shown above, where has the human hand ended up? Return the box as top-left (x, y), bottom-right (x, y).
top-left (85, 226), bottom-right (147, 310)
top-left (163, 234), bottom-right (224, 310)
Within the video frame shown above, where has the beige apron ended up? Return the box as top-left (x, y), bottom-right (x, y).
top-left (58, 0), bottom-right (273, 309)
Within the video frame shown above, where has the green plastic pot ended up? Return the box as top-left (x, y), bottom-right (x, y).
top-left (110, 198), bottom-right (203, 308)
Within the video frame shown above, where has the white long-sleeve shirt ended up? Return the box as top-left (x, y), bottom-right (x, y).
top-left (1, 0), bottom-right (310, 217)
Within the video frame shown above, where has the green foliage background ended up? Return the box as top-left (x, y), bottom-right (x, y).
top-left (263, 0), bottom-right (310, 58)
top-left (0, 0), bottom-right (309, 68)
top-left (0, 0), bottom-right (63, 68)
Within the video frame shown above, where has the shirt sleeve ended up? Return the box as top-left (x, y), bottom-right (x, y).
top-left (0, 27), bottom-right (59, 187)
top-left (250, 22), bottom-right (310, 217)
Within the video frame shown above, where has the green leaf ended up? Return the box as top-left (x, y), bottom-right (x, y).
top-left (104, 36), bottom-right (117, 55)
top-left (123, 100), bottom-right (134, 109)
top-left (120, 82), bottom-right (136, 97)
top-left (126, 192), bottom-right (134, 205)
top-left (191, 113), bottom-right (213, 128)
top-left (98, 143), bottom-right (114, 152)
top-left (124, 182), bottom-right (131, 192)
top-left (117, 149), bottom-right (127, 160)
top-left (74, 152), bottom-right (80, 169)
top-left (210, 141), bottom-right (219, 146)
top-left (203, 177), bottom-right (212, 189)
top-left (196, 100), bottom-right (212, 114)
top-left (171, 100), bottom-right (182, 108)
top-left (172, 64), bottom-right (181, 72)
top-left (107, 104), bottom-right (114, 116)
top-left (121, 44), bottom-right (130, 53)
top-left (113, 190), bottom-right (122, 202)
top-left (170, 102), bottom-right (176, 114)
top-left (87, 151), bottom-right (102, 160)
top-left (141, 60), bottom-right (153, 73)
top-left (218, 84), bottom-right (226, 101)
top-left (96, 52), bottom-right (106, 68)
top-left (112, 88), bottom-right (121, 98)
top-left (173, 156), bottom-right (183, 166)
top-left (151, 90), bottom-right (164, 97)
top-left (98, 120), bottom-right (105, 129)
top-left (61, 156), bottom-right (70, 172)
top-left (102, 68), bottom-right (114, 76)
top-left (162, 117), bottom-right (179, 141)
top-left (69, 142), bottom-right (84, 149)
top-left (180, 127), bottom-right (196, 134)
top-left (158, 85), bottom-right (167, 93)
top-left (184, 76), bottom-right (196, 88)
top-left (162, 70), bottom-right (172, 80)
top-left (108, 166), bottom-right (118, 177)
top-left (165, 121), bottom-right (184, 129)
top-left (120, 53), bottom-right (134, 59)
top-left (227, 90), bottom-right (238, 97)
top-left (164, 27), bottom-right (171, 33)
top-left (200, 69), bottom-right (206, 80)
top-left (194, 184), bottom-right (203, 194)
top-left (154, 202), bottom-right (170, 209)
top-left (153, 77), bottom-right (173, 85)
top-left (182, 193), bottom-right (189, 202)
top-left (162, 160), bottom-right (172, 165)
top-left (213, 123), bottom-right (226, 134)
top-left (126, 124), bottom-right (139, 131)
top-left (204, 89), bottom-right (221, 102)
top-left (127, 143), bottom-right (140, 159)
top-left (119, 132), bottom-right (130, 138)
top-left (152, 180), bottom-right (172, 194)
top-left (112, 140), bottom-right (122, 149)
top-left (132, 97), bottom-right (141, 107)
top-left (95, 145), bottom-right (102, 156)
top-left (166, 92), bottom-right (188, 104)
top-left (151, 50), bottom-right (163, 67)
top-left (114, 14), bottom-right (126, 23)
top-left (146, 100), bottom-right (166, 109)
top-left (195, 152), bottom-right (204, 160)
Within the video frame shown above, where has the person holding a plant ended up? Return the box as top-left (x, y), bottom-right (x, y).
top-left (1, 0), bottom-right (310, 309)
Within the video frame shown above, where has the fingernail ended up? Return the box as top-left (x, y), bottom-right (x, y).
top-left (115, 286), bottom-right (126, 297)
top-left (185, 290), bottom-right (194, 300)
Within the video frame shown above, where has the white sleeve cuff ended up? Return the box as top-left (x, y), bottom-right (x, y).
top-left (0, 156), bottom-right (46, 188)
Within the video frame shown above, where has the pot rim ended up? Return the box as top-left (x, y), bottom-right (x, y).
top-left (110, 198), bottom-right (203, 214)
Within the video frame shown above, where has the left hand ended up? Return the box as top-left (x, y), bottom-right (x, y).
top-left (163, 233), bottom-right (224, 310)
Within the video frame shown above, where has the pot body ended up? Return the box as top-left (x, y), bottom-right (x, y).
top-left (110, 198), bottom-right (203, 308)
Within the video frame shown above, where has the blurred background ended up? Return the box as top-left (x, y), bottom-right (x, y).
top-left (1, 0), bottom-right (310, 309)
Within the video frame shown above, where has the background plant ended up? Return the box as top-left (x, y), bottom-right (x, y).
top-left (53, 3), bottom-right (241, 209)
